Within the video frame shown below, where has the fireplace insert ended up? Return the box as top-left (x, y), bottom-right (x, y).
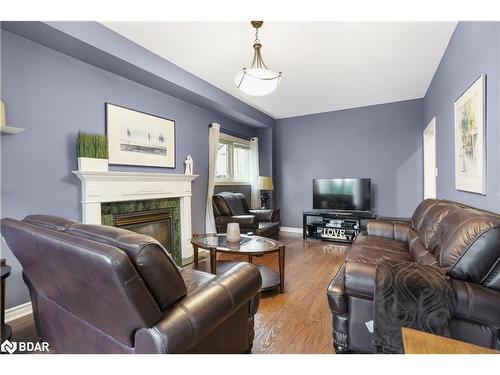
top-left (114, 209), bottom-right (174, 254)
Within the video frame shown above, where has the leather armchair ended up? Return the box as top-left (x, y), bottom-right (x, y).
top-left (213, 192), bottom-right (280, 239)
top-left (1, 215), bottom-right (262, 354)
top-left (135, 263), bottom-right (261, 353)
top-left (327, 199), bottom-right (500, 353)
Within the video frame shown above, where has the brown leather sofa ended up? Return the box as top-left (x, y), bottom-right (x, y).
top-left (213, 192), bottom-right (281, 239)
top-left (327, 199), bottom-right (500, 353)
top-left (1, 215), bottom-right (262, 354)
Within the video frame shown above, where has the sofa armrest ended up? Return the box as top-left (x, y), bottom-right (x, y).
top-left (366, 219), bottom-right (411, 242)
top-left (249, 208), bottom-right (280, 223)
top-left (215, 215), bottom-right (258, 231)
top-left (134, 263), bottom-right (262, 353)
top-left (327, 265), bottom-right (347, 314)
top-left (452, 279), bottom-right (500, 327)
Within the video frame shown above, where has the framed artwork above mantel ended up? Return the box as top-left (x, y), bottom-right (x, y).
top-left (454, 75), bottom-right (486, 195)
top-left (106, 103), bottom-right (176, 168)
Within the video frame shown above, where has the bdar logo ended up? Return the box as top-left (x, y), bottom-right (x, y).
top-left (1, 339), bottom-right (17, 354)
top-left (1, 339), bottom-right (49, 353)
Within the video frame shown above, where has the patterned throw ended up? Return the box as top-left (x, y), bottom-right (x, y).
top-left (372, 260), bottom-right (456, 354)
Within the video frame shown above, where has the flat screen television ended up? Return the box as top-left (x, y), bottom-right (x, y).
top-left (313, 178), bottom-right (371, 212)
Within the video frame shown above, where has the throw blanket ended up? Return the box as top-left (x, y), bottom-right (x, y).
top-left (372, 260), bottom-right (456, 354)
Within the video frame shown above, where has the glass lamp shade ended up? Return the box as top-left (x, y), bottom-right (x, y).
top-left (234, 68), bottom-right (282, 96)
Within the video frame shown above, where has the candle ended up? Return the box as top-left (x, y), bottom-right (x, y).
top-left (226, 222), bottom-right (241, 242)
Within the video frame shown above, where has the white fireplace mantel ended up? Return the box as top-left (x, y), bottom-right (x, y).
top-left (73, 170), bottom-right (198, 260)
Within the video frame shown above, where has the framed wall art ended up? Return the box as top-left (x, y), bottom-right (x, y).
top-left (454, 75), bottom-right (486, 195)
top-left (106, 103), bottom-right (175, 168)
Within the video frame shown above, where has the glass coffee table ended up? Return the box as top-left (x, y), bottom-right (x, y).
top-left (191, 233), bottom-right (286, 293)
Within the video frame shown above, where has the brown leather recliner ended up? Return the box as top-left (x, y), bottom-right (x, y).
top-left (327, 199), bottom-right (500, 353)
top-left (1, 215), bottom-right (262, 354)
top-left (213, 192), bottom-right (281, 239)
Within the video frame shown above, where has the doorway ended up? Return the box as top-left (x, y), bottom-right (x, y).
top-left (423, 117), bottom-right (437, 199)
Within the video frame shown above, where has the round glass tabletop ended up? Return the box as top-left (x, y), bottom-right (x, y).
top-left (191, 233), bottom-right (282, 254)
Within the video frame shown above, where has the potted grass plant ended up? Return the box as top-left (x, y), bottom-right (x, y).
top-left (77, 132), bottom-right (109, 172)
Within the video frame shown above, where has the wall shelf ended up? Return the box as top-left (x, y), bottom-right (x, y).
top-left (1, 126), bottom-right (26, 134)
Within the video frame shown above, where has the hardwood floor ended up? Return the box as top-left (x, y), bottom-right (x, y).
top-left (244, 233), bottom-right (348, 354)
top-left (6, 233), bottom-right (348, 354)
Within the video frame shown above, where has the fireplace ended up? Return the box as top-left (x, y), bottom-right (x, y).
top-left (114, 209), bottom-right (174, 256)
top-left (73, 170), bottom-right (197, 265)
top-left (100, 198), bottom-right (183, 265)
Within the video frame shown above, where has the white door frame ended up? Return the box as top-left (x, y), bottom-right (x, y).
top-left (423, 117), bottom-right (437, 199)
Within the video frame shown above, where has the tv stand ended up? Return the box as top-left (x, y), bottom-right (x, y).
top-left (302, 210), bottom-right (375, 244)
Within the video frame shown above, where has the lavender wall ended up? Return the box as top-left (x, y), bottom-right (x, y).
top-left (424, 22), bottom-right (500, 213)
top-left (275, 99), bottom-right (424, 227)
top-left (0, 31), bottom-right (262, 308)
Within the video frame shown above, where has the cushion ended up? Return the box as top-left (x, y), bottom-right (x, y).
top-left (416, 202), bottom-right (462, 249)
top-left (409, 237), bottom-right (438, 266)
top-left (410, 199), bottom-right (438, 231)
top-left (24, 214), bottom-right (76, 232)
top-left (67, 223), bottom-right (187, 310)
top-left (180, 268), bottom-right (215, 294)
top-left (344, 238), bottom-right (413, 299)
top-left (351, 234), bottom-right (410, 254)
top-left (214, 192), bottom-right (246, 215)
top-left (429, 209), bottom-right (500, 284)
top-left (366, 220), bottom-right (412, 242)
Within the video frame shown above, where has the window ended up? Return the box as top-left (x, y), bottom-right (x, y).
top-left (216, 134), bottom-right (250, 183)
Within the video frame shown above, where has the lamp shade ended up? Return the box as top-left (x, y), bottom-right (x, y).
top-left (234, 22), bottom-right (282, 97)
top-left (258, 176), bottom-right (274, 190)
top-left (0, 100), bottom-right (6, 127)
top-left (234, 68), bottom-right (282, 96)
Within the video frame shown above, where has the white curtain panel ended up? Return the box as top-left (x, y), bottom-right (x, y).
top-left (205, 123), bottom-right (220, 233)
top-left (249, 137), bottom-right (260, 209)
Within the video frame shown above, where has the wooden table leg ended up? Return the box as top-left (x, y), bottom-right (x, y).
top-left (210, 249), bottom-right (217, 274)
top-left (193, 244), bottom-right (199, 270)
top-left (248, 255), bottom-right (253, 263)
top-left (278, 245), bottom-right (285, 293)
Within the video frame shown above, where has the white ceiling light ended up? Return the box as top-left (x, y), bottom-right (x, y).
top-left (234, 21), bottom-right (282, 96)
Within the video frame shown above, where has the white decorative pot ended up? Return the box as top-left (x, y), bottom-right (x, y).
top-left (226, 223), bottom-right (241, 243)
top-left (78, 157), bottom-right (109, 172)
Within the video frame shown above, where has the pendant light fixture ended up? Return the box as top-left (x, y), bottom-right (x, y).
top-left (234, 21), bottom-right (282, 96)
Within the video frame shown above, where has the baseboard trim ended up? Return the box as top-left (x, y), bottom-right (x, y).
top-left (5, 302), bottom-right (33, 322)
top-left (280, 226), bottom-right (303, 234)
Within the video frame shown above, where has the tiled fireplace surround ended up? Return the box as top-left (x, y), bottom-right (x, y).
top-left (73, 170), bottom-right (198, 265)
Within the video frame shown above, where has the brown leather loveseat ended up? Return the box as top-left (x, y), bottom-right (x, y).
top-left (213, 192), bottom-right (281, 239)
top-left (1, 215), bottom-right (262, 354)
top-left (327, 199), bottom-right (500, 353)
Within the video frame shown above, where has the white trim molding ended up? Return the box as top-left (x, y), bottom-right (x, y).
top-left (5, 302), bottom-right (32, 322)
top-left (280, 226), bottom-right (303, 234)
top-left (73, 171), bottom-right (198, 259)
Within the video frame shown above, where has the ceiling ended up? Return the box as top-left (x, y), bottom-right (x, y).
top-left (102, 22), bottom-right (457, 119)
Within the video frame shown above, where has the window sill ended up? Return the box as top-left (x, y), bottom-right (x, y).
top-left (215, 181), bottom-right (251, 186)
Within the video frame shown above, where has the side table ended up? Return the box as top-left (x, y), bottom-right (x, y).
top-left (402, 327), bottom-right (499, 354)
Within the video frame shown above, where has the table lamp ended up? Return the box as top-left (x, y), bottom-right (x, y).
top-left (258, 176), bottom-right (274, 209)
